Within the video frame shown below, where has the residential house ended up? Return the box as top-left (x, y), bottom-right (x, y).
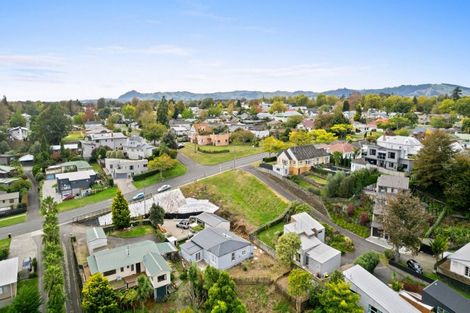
top-left (18, 154), bottom-right (33, 166)
top-left (170, 126), bottom-right (190, 137)
top-left (104, 158), bottom-right (148, 179)
top-left (56, 170), bottom-right (97, 198)
top-left (45, 160), bottom-right (93, 180)
top-left (81, 132), bottom-right (127, 159)
top-left (422, 281), bottom-right (470, 313)
top-left (369, 175), bottom-right (409, 239)
top-left (8, 127), bottom-right (29, 141)
top-left (0, 257), bottom-right (18, 308)
top-left (273, 110), bottom-right (303, 123)
top-left (283, 212), bottom-right (341, 275)
top-left (353, 121), bottom-right (370, 133)
top-left (447, 243), bottom-right (470, 283)
top-left (367, 118), bottom-right (388, 132)
top-left (84, 121), bottom-right (110, 135)
top-left (351, 158), bottom-right (375, 172)
top-left (363, 135), bottom-right (422, 173)
top-left (180, 227), bottom-right (253, 269)
top-left (0, 178), bottom-right (20, 188)
top-left (86, 227), bottom-right (108, 254)
top-left (256, 112), bottom-right (273, 120)
top-left (0, 165), bottom-right (15, 178)
top-left (0, 192), bottom-right (19, 210)
top-left (343, 265), bottom-right (420, 313)
top-left (193, 133), bottom-right (230, 146)
top-left (123, 135), bottom-right (155, 160)
top-left (297, 119), bottom-right (315, 131)
top-left (326, 142), bottom-right (356, 159)
top-left (454, 133), bottom-right (470, 149)
top-left (50, 143), bottom-right (80, 159)
top-left (87, 240), bottom-right (176, 300)
top-left (0, 155), bottom-right (15, 166)
top-left (189, 212), bottom-right (230, 231)
top-left (274, 144), bottom-right (330, 176)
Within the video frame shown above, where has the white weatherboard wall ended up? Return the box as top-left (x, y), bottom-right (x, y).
top-left (213, 246), bottom-right (253, 270)
top-left (450, 259), bottom-right (469, 277)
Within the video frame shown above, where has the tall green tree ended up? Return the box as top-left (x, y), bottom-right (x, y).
top-left (288, 269), bottom-right (312, 297)
top-left (204, 270), bottom-right (246, 313)
top-left (10, 109), bottom-right (27, 127)
top-left (149, 203), bottom-right (165, 227)
top-left (315, 280), bottom-right (362, 313)
top-left (430, 235), bottom-right (448, 269)
top-left (451, 86), bottom-right (462, 100)
top-left (444, 154), bottom-right (470, 211)
top-left (413, 130), bottom-right (455, 193)
top-left (82, 273), bottom-right (118, 313)
top-left (156, 96), bottom-right (169, 126)
top-left (32, 103), bottom-right (71, 145)
top-left (381, 191), bottom-right (429, 261)
top-left (10, 285), bottom-right (42, 313)
top-left (0, 96), bottom-right (10, 125)
top-left (276, 232), bottom-right (301, 267)
top-left (111, 189), bottom-right (130, 229)
top-left (142, 122), bottom-right (167, 144)
top-left (136, 275), bottom-right (153, 312)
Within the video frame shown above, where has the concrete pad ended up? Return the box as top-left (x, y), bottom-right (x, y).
top-left (162, 219), bottom-right (192, 241)
top-left (9, 232), bottom-right (39, 271)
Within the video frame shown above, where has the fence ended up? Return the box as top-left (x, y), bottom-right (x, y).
top-left (0, 206), bottom-right (27, 218)
top-left (389, 260), bottom-right (434, 284)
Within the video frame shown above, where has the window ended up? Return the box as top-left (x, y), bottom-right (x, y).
top-left (157, 274), bottom-right (166, 282)
top-left (242, 250), bottom-right (246, 255)
top-left (367, 305), bottom-right (382, 313)
top-left (370, 149), bottom-right (376, 156)
top-left (103, 270), bottom-right (116, 276)
top-left (388, 152), bottom-right (396, 159)
top-left (120, 267), bottom-right (124, 272)
top-left (231, 252), bottom-right (235, 261)
top-left (195, 252), bottom-right (201, 261)
top-left (131, 264), bottom-right (134, 271)
top-left (465, 266), bottom-right (470, 277)
top-left (436, 307), bottom-right (448, 313)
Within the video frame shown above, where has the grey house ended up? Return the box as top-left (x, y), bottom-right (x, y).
top-left (189, 212), bottom-right (230, 231)
top-left (180, 227), bottom-right (253, 269)
top-left (422, 281), bottom-right (470, 313)
top-left (56, 170), bottom-right (97, 198)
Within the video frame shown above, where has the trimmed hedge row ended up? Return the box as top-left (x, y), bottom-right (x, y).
top-left (262, 156), bottom-right (277, 163)
top-left (197, 147), bottom-right (230, 154)
top-left (132, 168), bottom-right (160, 181)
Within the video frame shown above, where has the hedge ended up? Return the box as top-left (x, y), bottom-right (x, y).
top-left (262, 156), bottom-right (277, 163)
top-left (133, 168), bottom-right (160, 181)
top-left (197, 147), bottom-right (230, 154)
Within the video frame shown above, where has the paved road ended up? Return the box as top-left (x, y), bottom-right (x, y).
top-left (0, 152), bottom-right (267, 238)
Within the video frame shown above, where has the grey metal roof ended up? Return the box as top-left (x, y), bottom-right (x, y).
top-left (423, 281), bottom-right (470, 313)
top-left (143, 252), bottom-right (171, 276)
top-left (194, 212), bottom-right (228, 228)
top-left (0, 257), bottom-right (18, 286)
top-left (377, 175), bottom-right (409, 190)
top-left (184, 227), bottom-right (250, 257)
top-left (180, 240), bottom-right (202, 255)
top-left (86, 227), bottom-right (106, 243)
top-left (286, 145), bottom-right (329, 161)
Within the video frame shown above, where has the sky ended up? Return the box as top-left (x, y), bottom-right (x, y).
top-left (1, 0), bottom-right (469, 101)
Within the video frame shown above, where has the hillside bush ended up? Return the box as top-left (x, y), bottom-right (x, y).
top-left (354, 251), bottom-right (380, 273)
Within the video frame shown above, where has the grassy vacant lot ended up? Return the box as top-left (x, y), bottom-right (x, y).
top-left (57, 186), bottom-right (117, 212)
top-left (133, 162), bottom-right (187, 189)
top-left (110, 225), bottom-right (154, 238)
top-left (258, 223), bottom-right (284, 248)
top-left (181, 170), bottom-right (288, 230)
top-left (0, 213), bottom-right (27, 228)
top-left (181, 142), bottom-right (263, 165)
top-left (63, 130), bottom-right (85, 143)
top-left (237, 284), bottom-right (293, 313)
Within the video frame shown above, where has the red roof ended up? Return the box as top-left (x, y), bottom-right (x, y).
top-left (327, 142), bottom-right (354, 153)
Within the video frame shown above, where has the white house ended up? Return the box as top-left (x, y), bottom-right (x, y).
top-left (454, 133), bottom-right (470, 149)
top-left (8, 127), bottom-right (29, 141)
top-left (122, 136), bottom-right (155, 160)
top-left (0, 257), bottom-right (18, 308)
top-left (86, 227), bottom-right (108, 254)
top-left (180, 227), bottom-right (253, 270)
top-left (0, 191), bottom-right (19, 210)
top-left (250, 129), bottom-right (270, 139)
top-left (104, 158), bottom-right (148, 179)
top-left (448, 243), bottom-right (470, 280)
top-left (284, 212), bottom-right (341, 276)
top-left (376, 135), bottom-right (423, 158)
top-left (343, 265), bottom-right (420, 313)
top-left (81, 132), bottom-right (128, 159)
top-left (87, 240), bottom-right (176, 300)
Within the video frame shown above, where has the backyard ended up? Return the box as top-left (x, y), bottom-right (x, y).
top-left (257, 222), bottom-right (285, 248)
top-left (109, 225), bottom-right (154, 238)
top-left (133, 162), bottom-right (187, 189)
top-left (181, 143), bottom-right (263, 165)
top-left (57, 186), bottom-right (117, 211)
top-left (181, 170), bottom-right (288, 231)
top-left (0, 213), bottom-right (27, 228)
top-left (62, 130), bottom-right (85, 143)
top-left (0, 277), bottom-right (38, 313)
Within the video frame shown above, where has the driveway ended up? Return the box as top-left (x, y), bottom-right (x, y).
top-left (42, 179), bottom-right (62, 203)
top-left (163, 219), bottom-right (192, 241)
top-left (8, 231), bottom-right (40, 271)
top-left (114, 178), bottom-right (136, 194)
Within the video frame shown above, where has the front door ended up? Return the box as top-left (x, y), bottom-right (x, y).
top-left (136, 263), bottom-right (141, 273)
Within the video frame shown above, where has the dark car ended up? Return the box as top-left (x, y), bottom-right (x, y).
top-left (23, 257), bottom-right (32, 272)
top-left (176, 219), bottom-right (190, 229)
top-left (63, 194), bottom-right (75, 201)
top-left (406, 259), bottom-right (423, 274)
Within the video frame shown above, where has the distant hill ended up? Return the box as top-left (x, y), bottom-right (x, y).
top-left (117, 83), bottom-right (470, 101)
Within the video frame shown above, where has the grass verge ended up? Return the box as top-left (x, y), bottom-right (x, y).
top-left (57, 186), bottom-right (117, 212)
top-left (181, 170), bottom-right (288, 229)
top-left (0, 213), bottom-right (27, 228)
top-left (181, 143), bottom-right (263, 165)
top-left (133, 162), bottom-right (187, 189)
top-left (109, 225), bottom-right (154, 238)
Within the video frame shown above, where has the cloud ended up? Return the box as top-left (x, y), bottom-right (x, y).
top-left (0, 54), bottom-right (64, 67)
top-left (89, 44), bottom-right (192, 57)
top-left (0, 54), bottom-right (65, 82)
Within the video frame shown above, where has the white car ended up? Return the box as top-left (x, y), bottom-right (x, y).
top-left (157, 185), bottom-right (171, 193)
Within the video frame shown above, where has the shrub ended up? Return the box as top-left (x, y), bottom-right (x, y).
top-left (391, 273), bottom-right (403, 291)
top-left (262, 156), bottom-right (277, 163)
top-left (359, 212), bottom-right (369, 225)
top-left (0, 248), bottom-right (8, 261)
top-left (384, 249), bottom-right (395, 261)
top-left (354, 252), bottom-right (380, 273)
top-left (346, 204), bottom-right (355, 217)
top-left (197, 147), bottom-right (230, 154)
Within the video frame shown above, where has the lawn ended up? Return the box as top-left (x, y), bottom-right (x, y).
top-left (57, 186), bottom-right (117, 212)
top-left (181, 143), bottom-right (264, 165)
top-left (0, 213), bottom-right (27, 228)
top-left (257, 223), bottom-right (284, 248)
top-left (305, 173), bottom-right (328, 185)
top-left (62, 130), bottom-right (85, 143)
top-left (133, 162), bottom-right (187, 189)
top-left (181, 170), bottom-right (288, 230)
top-left (0, 237), bottom-right (11, 253)
top-left (109, 225), bottom-right (154, 238)
top-left (0, 277), bottom-right (38, 313)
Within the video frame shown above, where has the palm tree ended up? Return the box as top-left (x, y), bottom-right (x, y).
top-left (430, 235), bottom-right (448, 270)
top-left (332, 151), bottom-right (342, 167)
top-left (136, 275), bottom-right (153, 312)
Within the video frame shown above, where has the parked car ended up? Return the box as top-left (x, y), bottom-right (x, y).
top-left (406, 259), bottom-right (423, 274)
top-left (157, 185), bottom-right (171, 193)
top-left (63, 194), bottom-right (75, 201)
top-left (22, 257), bottom-right (32, 272)
top-left (176, 219), bottom-right (190, 229)
top-left (177, 143), bottom-right (185, 149)
top-left (132, 192), bottom-right (145, 201)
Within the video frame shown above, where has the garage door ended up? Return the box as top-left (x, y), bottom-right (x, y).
top-left (114, 173), bottom-right (128, 179)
